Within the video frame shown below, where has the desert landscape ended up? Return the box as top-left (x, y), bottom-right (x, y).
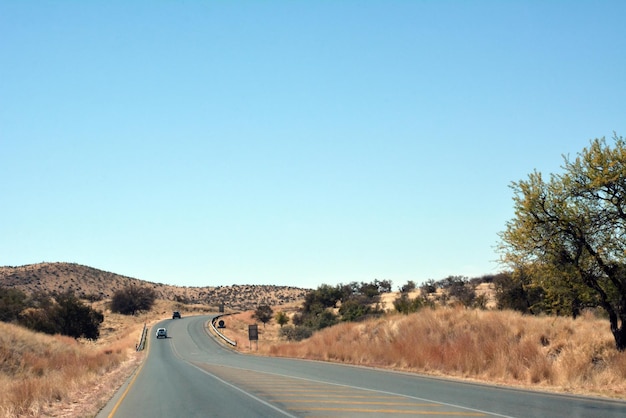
top-left (0, 262), bottom-right (308, 310)
top-left (1, 262), bottom-right (626, 417)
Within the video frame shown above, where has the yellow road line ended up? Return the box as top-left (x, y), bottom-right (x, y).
top-left (270, 394), bottom-right (405, 399)
top-left (276, 400), bottom-right (440, 406)
top-left (107, 326), bottom-right (151, 418)
top-left (295, 407), bottom-right (486, 415)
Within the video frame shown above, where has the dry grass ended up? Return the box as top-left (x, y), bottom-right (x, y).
top-left (0, 322), bottom-right (128, 417)
top-left (5, 291), bottom-right (625, 417)
top-left (225, 307), bottom-right (626, 399)
top-left (0, 299), bottom-right (215, 417)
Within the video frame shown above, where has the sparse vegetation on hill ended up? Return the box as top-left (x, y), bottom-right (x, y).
top-left (0, 262), bottom-right (309, 416)
top-left (0, 262), bottom-right (309, 310)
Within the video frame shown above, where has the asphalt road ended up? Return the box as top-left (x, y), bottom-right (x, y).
top-left (97, 315), bottom-right (626, 418)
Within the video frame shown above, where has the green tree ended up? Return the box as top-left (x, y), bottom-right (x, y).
top-left (110, 284), bottom-right (156, 315)
top-left (499, 135), bottom-right (626, 350)
top-left (275, 311), bottom-right (289, 327)
top-left (254, 305), bottom-right (273, 327)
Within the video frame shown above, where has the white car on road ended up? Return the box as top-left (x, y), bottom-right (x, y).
top-left (156, 328), bottom-right (167, 339)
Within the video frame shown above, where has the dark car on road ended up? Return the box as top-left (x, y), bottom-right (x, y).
top-left (172, 311), bottom-right (181, 319)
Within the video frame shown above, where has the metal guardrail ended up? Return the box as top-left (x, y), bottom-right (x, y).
top-left (210, 315), bottom-right (237, 347)
top-left (136, 323), bottom-right (147, 351)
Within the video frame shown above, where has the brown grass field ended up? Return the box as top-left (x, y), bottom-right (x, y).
top-left (221, 306), bottom-right (626, 400)
top-left (0, 299), bottom-right (214, 418)
top-left (3, 296), bottom-right (626, 417)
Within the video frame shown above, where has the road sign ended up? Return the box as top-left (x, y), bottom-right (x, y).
top-left (248, 324), bottom-right (258, 341)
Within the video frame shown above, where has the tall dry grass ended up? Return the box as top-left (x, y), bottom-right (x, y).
top-left (0, 322), bottom-right (127, 417)
top-left (266, 307), bottom-right (626, 398)
top-left (0, 299), bottom-right (215, 417)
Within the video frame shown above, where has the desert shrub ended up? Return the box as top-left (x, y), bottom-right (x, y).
top-left (15, 291), bottom-right (103, 339)
top-left (419, 279), bottom-right (437, 294)
top-left (339, 297), bottom-right (373, 321)
top-left (275, 311), bottom-right (289, 327)
top-left (296, 280), bottom-right (391, 328)
top-left (18, 307), bottom-right (58, 335)
top-left (0, 286), bottom-right (28, 322)
top-left (53, 292), bottom-right (103, 339)
top-left (110, 285), bottom-right (156, 315)
top-left (279, 325), bottom-right (313, 341)
top-left (400, 280), bottom-right (416, 293)
top-left (441, 276), bottom-right (476, 307)
top-left (253, 305), bottom-right (273, 327)
top-left (293, 309), bottom-right (337, 330)
top-left (393, 293), bottom-right (429, 314)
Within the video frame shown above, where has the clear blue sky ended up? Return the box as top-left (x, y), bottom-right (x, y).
top-left (2, 1), bottom-right (624, 289)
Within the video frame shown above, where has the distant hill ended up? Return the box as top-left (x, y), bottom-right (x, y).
top-left (0, 262), bottom-right (309, 311)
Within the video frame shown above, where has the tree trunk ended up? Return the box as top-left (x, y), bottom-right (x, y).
top-left (613, 326), bottom-right (626, 352)
top-left (607, 304), bottom-right (626, 351)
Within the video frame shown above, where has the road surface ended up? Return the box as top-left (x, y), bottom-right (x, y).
top-left (97, 315), bottom-right (626, 417)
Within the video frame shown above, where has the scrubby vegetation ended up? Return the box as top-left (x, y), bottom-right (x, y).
top-left (288, 280), bottom-right (391, 338)
top-left (253, 305), bottom-right (273, 327)
top-left (0, 262), bottom-right (309, 310)
top-left (0, 286), bottom-right (104, 339)
top-left (215, 274), bottom-right (626, 398)
top-left (109, 284), bottom-right (157, 315)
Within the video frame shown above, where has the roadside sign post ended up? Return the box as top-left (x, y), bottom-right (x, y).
top-left (248, 324), bottom-right (258, 350)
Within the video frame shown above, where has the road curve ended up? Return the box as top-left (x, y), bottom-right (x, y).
top-left (97, 315), bottom-right (626, 418)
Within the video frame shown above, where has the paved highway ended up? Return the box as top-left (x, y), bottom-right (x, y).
top-left (98, 315), bottom-right (626, 417)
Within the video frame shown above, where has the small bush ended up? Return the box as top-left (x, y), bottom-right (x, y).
top-left (400, 280), bottom-right (416, 293)
top-left (393, 293), bottom-right (428, 314)
top-left (0, 286), bottom-right (28, 322)
top-left (279, 325), bottom-right (313, 341)
top-left (275, 311), bottom-right (289, 327)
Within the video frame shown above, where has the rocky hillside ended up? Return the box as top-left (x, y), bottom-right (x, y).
top-left (0, 262), bottom-right (309, 311)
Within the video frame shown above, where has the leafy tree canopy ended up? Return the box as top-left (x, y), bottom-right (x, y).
top-left (500, 135), bottom-right (626, 350)
top-left (254, 304), bottom-right (273, 327)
